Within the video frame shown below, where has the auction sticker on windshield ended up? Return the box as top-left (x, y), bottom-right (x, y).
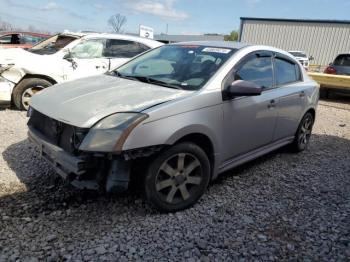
top-left (202, 47), bottom-right (231, 54)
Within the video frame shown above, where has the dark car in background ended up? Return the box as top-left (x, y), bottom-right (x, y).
top-left (324, 54), bottom-right (350, 76)
top-left (0, 32), bottom-right (50, 49)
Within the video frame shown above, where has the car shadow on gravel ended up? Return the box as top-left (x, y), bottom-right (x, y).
top-left (2, 133), bottom-right (349, 215)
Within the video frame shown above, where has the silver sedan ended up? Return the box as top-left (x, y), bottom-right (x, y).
top-left (28, 41), bottom-right (319, 212)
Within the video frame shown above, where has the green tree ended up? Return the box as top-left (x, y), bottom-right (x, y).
top-left (224, 30), bottom-right (239, 41)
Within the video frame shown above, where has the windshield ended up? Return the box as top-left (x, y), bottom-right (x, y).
top-left (114, 45), bottom-right (236, 90)
top-left (289, 51), bottom-right (307, 58)
top-left (28, 34), bottom-right (78, 55)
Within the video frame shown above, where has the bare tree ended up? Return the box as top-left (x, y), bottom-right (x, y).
top-left (0, 20), bottom-right (14, 31)
top-left (108, 14), bottom-right (127, 33)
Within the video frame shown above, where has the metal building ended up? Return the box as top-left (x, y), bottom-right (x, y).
top-left (155, 34), bottom-right (224, 44)
top-left (239, 17), bottom-right (350, 66)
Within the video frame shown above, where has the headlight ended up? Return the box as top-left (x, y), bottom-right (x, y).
top-left (79, 113), bottom-right (148, 152)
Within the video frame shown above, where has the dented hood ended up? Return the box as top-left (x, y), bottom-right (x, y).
top-left (30, 74), bottom-right (192, 128)
top-left (0, 48), bottom-right (35, 65)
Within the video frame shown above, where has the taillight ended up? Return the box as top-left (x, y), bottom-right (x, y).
top-left (324, 66), bottom-right (337, 74)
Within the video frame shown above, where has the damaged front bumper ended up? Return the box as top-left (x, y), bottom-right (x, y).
top-left (28, 126), bottom-right (131, 192)
top-left (0, 77), bottom-right (15, 105)
top-left (28, 126), bottom-right (91, 179)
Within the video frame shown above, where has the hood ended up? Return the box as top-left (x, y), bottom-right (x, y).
top-left (0, 48), bottom-right (57, 68)
top-left (30, 74), bottom-right (193, 128)
top-left (0, 48), bottom-right (30, 65)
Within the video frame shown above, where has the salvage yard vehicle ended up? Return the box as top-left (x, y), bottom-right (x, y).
top-left (0, 31), bottom-right (50, 49)
top-left (0, 32), bottom-right (162, 109)
top-left (27, 42), bottom-right (319, 212)
top-left (288, 51), bottom-right (311, 70)
top-left (309, 53), bottom-right (350, 98)
top-left (324, 53), bottom-right (350, 76)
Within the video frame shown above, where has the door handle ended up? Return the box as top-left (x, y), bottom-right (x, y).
top-left (267, 99), bottom-right (276, 109)
top-left (299, 91), bottom-right (305, 98)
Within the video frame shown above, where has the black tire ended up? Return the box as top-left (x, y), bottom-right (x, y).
top-left (144, 142), bottom-right (211, 212)
top-left (290, 112), bottom-right (314, 152)
top-left (13, 78), bottom-right (52, 110)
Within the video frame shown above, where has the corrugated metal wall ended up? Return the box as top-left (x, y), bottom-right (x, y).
top-left (240, 20), bottom-right (350, 65)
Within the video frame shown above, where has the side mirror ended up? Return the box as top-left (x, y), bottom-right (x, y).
top-left (63, 49), bottom-right (73, 60)
top-left (227, 80), bottom-right (262, 97)
top-left (309, 56), bottom-right (314, 61)
top-left (63, 52), bottom-right (71, 60)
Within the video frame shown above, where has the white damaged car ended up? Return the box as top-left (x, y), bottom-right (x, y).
top-left (0, 32), bottom-right (162, 110)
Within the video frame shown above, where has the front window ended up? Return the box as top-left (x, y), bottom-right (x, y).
top-left (234, 55), bottom-right (273, 89)
top-left (22, 34), bottom-right (47, 45)
top-left (114, 45), bottom-right (236, 90)
top-left (70, 39), bottom-right (105, 59)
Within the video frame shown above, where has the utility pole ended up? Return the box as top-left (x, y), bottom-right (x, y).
top-left (166, 23), bottom-right (168, 35)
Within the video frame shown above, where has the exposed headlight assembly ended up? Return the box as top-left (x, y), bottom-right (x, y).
top-left (79, 113), bottom-right (148, 152)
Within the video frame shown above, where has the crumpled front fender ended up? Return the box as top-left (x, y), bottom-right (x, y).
top-left (1, 67), bottom-right (26, 84)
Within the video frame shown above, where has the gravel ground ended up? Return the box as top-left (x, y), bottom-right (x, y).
top-left (0, 98), bottom-right (349, 261)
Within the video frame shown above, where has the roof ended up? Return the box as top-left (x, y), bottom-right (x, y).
top-left (172, 41), bottom-right (249, 49)
top-left (240, 17), bottom-right (350, 25)
top-left (83, 33), bottom-right (163, 47)
top-left (155, 34), bottom-right (224, 43)
top-left (0, 31), bottom-right (50, 37)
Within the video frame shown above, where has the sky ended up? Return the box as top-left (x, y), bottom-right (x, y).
top-left (0, 0), bottom-right (350, 35)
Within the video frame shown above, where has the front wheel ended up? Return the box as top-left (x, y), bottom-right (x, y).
top-left (144, 142), bottom-right (211, 212)
top-left (13, 78), bottom-right (52, 110)
top-left (291, 112), bottom-right (314, 152)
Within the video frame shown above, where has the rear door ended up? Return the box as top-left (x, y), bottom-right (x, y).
top-left (272, 53), bottom-right (307, 141)
top-left (221, 51), bottom-right (279, 161)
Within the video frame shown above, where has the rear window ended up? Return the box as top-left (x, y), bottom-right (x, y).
top-left (104, 39), bottom-right (149, 58)
top-left (275, 58), bottom-right (300, 86)
top-left (0, 35), bottom-right (12, 44)
top-left (334, 54), bottom-right (350, 66)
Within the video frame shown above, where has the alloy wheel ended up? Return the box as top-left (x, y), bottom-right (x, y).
top-left (21, 86), bottom-right (44, 110)
top-left (298, 115), bottom-right (313, 146)
top-left (155, 153), bottom-right (203, 204)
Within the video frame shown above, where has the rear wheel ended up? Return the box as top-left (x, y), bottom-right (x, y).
top-left (144, 142), bottom-right (210, 212)
top-left (13, 78), bottom-right (52, 110)
top-left (291, 112), bottom-right (314, 152)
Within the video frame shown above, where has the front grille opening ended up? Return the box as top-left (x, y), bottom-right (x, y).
top-left (28, 109), bottom-right (89, 155)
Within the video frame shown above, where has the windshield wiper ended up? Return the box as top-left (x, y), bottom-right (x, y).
top-left (146, 77), bottom-right (183, 90)
top-left (113, 71), bottom-right (182, 90)
top-left (113, 71), bottom-right (144, 82)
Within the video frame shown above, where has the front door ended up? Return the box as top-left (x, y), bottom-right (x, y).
top-left (63, 38), bottom-right (109, 81)
top-left (221, 51), bottom-right (278, 162)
